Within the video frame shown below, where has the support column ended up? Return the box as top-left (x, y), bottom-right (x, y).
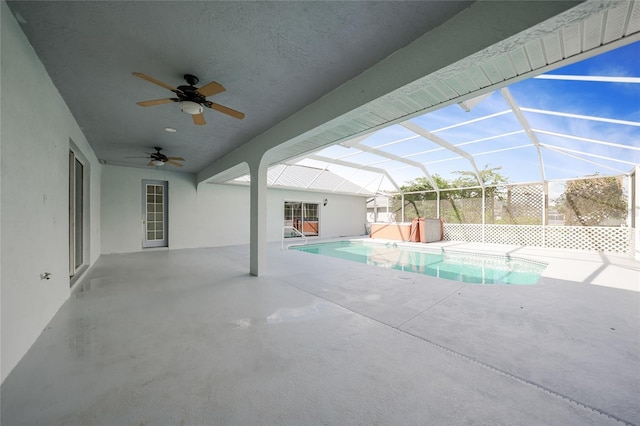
top-left (249, 158), bottom-right (268, 276)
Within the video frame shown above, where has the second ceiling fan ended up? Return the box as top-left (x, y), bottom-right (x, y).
top-left (133, 72), bottom-right (245, 125)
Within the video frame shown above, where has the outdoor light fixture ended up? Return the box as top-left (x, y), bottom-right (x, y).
top-left (151, 160), bottom-right (165, 166)
top-left (323, 198), bottom-right (328, 206)
top-left (180, 101), bottom-right (203, 115)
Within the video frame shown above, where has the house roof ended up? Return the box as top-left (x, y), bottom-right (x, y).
top-left (229, 164), bottom-right (373, 196)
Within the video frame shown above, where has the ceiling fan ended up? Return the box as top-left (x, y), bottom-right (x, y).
top-left (127, 147), bottom-right (185, 167)
top-left (133, 72), bottom-right (245, 125)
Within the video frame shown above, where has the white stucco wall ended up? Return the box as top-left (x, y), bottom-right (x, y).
top-left (101, 165), bottom-right (253, 253)
top-left (266, 188), bottom-right (368, 242)
top-left (1, 3), bottom-right (101, 383)
top-left (101, 165), bottom-right (366, 253)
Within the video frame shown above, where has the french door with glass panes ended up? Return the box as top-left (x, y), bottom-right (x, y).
top-left (142, 180), bottom-right (168, 248)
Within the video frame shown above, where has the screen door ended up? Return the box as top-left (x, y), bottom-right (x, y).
top-left (142, 180), bottom-right (168, 248)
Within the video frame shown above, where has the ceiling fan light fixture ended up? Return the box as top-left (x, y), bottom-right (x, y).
top-left (180, 101), bottom-right (203, 115)
top-left (151, 160), bottom-right (165, 166)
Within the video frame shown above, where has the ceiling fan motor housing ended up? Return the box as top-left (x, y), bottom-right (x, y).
top-left (183, 74), bottom-right (199, 86)
top-left (151, 147), bottom-right (169, 162)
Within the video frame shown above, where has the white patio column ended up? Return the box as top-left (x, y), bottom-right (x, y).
top-left (249, 157), bottom-right (268, 276)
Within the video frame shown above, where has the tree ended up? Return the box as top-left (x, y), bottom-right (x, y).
top-left (450, 165), bottom-right (508, 197)
top-left (397, 175), bottom-right (449, 218)
top-left (555, 174), bottom-right (627, 226)
top-left (392, 164), bottom-right (509, 223)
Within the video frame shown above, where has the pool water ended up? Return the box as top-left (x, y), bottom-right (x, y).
top-left (291, 241), bottom-right (546, 285)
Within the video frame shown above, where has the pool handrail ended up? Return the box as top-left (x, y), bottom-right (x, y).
top-left (282, 226), bottom-right (308, 250)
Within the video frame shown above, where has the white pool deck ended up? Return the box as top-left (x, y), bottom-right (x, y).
top-left (1, 240), bottom-right (639, 425)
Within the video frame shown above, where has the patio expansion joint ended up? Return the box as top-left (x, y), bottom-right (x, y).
top-left (286, 282), bottom-right (637, 426)
top-left (395, 283), bottom-right (467, 329)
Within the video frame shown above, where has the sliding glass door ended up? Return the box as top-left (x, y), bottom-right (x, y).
top-left (284, 201), bottom-right (319, 237)
top-left (69, 150), bottom-right (84, 280)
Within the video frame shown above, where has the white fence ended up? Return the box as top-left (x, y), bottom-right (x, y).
top-left (443, 223), bottom-right (634, 255)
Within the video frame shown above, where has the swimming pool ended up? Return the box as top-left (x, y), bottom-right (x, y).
top-left (290, 240), bottom-right (546, 285)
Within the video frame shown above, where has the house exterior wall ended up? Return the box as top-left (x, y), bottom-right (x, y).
top-left (101, 165), bottom-right (367, 253)
top-left (1, 3), bottom-right (101, 383)
top-left (267, 188), bottom-right (367, 242)
top-left (101, 166), bottom-right (254, 252)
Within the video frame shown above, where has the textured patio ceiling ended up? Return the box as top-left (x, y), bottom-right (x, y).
top-left (284, 41), bottom-right (640, 195)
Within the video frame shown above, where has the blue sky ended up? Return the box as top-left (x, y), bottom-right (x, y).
top-left (299, 41), bottom-right (640, 193)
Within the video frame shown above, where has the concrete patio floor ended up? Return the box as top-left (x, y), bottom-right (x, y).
top-left (2, 241), bottom-right (639, 425)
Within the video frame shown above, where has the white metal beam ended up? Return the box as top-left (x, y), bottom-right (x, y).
top-left (539, 143), bottom-right (638, 166)
top-left (309, 154), bottom-right (401, 192)
top-left (305, 165), bottom-right (330, 189)
top-left (534, 75), bottom-right (640, 84)
top-left (425, 156), bottom-right (472, 165)
top-left (373, 134), bottom-right (420, 150)
top-left (400, 121), bottom-right (485, 189)
top-left (455, 130), bottom-right (527, 149)
top-left (333, 169), bottom-right (364, 194)
top-left (351, 142), bottom-right (440, 195)
top-left (465, 144), bottom-right (532, 158)
top-left (541, 145), bottom-right (628, 174)
top-left (402, 130), bottom-right (527, 159)
top-left (431, 110), bottom-right (512, 133)
top-left (500, 87), bottom-right (546, 182)
top-left (364, 159), bottom-right (393, 167)
top-left (271, 164), bottom-right (288, 186)
top-left (339, 134), bottom-right (370, 149)
top-left (357, 175), bottom-right (384, 195)
top-left (521, 108), bottom-right (640, 127)
top-left (534, 129), bottom-right (640, 152)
